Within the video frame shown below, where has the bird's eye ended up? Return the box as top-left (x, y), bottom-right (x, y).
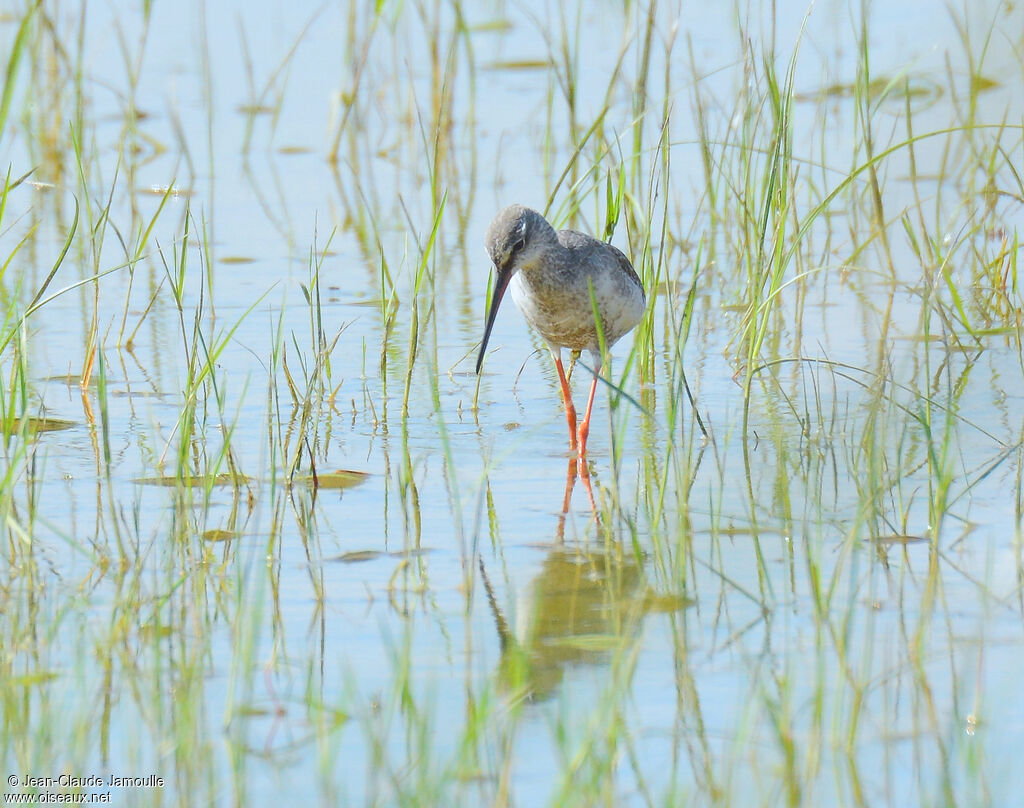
top-left (509, 220), bottom-right (528, 255)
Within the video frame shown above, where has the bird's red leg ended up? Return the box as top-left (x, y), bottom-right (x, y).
top-left (577, 372), bottom-right (599, 458)
top-left (553, 355), bottom-right (578, 451)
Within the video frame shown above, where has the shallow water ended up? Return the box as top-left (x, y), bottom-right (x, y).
top-left (2, 0), bottom-right (1024, 805)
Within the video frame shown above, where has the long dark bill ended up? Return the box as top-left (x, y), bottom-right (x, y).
top-left (475, 265), bottom-right (513, 374)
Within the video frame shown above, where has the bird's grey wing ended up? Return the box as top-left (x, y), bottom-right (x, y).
top-left (558, 229), bottom-right (643, 295)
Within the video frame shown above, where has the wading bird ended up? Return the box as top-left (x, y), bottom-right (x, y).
top-left (475, 205), bottom-right (645, 458)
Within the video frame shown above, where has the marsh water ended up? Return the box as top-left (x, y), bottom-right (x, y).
top-left (2, 0), bottom-right (1024, 805)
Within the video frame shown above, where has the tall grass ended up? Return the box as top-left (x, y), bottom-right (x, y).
top-left (1, 0), bottom-right (1023, 806)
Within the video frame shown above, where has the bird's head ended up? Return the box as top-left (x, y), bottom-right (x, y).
top-left (476, 205), bottom-right (556, 374)
top-left (484, 204), bottom-right (553, 274)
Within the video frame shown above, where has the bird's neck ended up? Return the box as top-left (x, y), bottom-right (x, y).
top-left (517, 247), bottom-right (566, 281)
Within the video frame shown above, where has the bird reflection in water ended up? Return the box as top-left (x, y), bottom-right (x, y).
top-left (480, 459), bottom-right (684, 701)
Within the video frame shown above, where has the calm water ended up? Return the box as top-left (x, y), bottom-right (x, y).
top-left (3, 0), bottom-right (1024, 805)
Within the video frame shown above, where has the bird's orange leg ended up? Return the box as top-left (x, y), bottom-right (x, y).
top-left (557, 457), bottom-right (577, 540)
top-left (577, 372), bottom-right (599, 458)
top-left (553, 355), bottom-right (578, 451)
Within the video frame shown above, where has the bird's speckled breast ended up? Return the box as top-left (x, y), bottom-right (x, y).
top-left (509, 243), bottom-right (645, 354)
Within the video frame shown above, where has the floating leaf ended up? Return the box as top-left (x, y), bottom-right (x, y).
top-left (295, 469), bottom-right (369, 490)
top-left (796, 75), bottom-right (943, 108)
top-left (971, 74), bottom-right (999, 93)
top-left (484, 59), bottom-right (553, 71)
top-left (218, 256), bottom-right (257, 265)
top-left (4, 416), bottom-right (75, 435)
top-left (43, 373), bottom-right (100, 387)
top-left (6, 671), bottom-right (60, 686)
top-left (237, 104), bottom-right (274, 115)
top-left (329, 550), bottom-right (383, 563)
top-left (874, 534), bottom-right (929, 545)
top-left (468, 19), bottom-right (512, 33)
top-left (133, 473), bottom-right (251, 488)
top-left (30, 416), bottom-right (75, 432)
top-left (203, 529), bottom-right (237, 542)
top-left (233, 705), bottom-right (272, 717)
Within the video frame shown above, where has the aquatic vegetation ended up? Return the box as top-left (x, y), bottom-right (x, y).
top-left (0, 0), bottom-right (1022, 805)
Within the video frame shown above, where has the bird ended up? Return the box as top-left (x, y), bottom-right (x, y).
top-left (475, 204), bottom-right (646, 458)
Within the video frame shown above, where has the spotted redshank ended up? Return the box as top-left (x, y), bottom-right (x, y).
top-left (475, 205), bottom-right (646, 458)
